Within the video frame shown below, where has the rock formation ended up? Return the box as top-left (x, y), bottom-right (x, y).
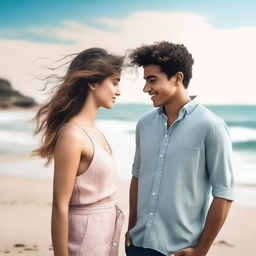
top-left (0, 78), bottom-right (37, 108)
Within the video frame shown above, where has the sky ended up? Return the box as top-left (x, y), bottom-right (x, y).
top-left (0, 0), bottom-right (256, 104)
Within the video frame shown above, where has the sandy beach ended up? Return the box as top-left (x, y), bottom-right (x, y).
top-left (0, 175), bottom-right (255, 256)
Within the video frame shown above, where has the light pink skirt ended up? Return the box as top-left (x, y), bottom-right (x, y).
top-left (68, 202), bottom-right (124, 256)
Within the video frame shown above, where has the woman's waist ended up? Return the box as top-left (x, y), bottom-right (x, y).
top-left (69, 195), bottom-right (116, 214)
top-left (70, 186), bottom-right (116, 201)
top-left (69, 201), bottom-right (116, 214)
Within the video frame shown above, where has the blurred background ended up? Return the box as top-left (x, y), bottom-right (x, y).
top-left (0, 0), bottom-right (255, 255)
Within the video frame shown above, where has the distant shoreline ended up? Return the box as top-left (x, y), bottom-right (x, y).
top-left (0, 105), bottom-right (39, 111)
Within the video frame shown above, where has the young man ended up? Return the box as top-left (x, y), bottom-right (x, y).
top-left (125, 42), bottom-right (234, 256)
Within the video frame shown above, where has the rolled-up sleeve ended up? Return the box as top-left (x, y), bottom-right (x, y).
top-left (205, 120), bottom-right (235, 201)
top-left (132, 122), bottom-right (141, 178)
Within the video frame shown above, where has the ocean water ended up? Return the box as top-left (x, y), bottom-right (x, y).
top-left (0, 103), bottom-right (256, 207)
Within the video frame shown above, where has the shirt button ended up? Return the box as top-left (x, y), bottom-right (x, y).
top-left (150, 212), bottom-right (153, 216)
top-left (113, 242), bottom-right (117, 246)
top-left (165, 122), bottom-right (167, 126)
top-left (152, 192), bottom-right (156, 195)
top-left (164, 134), bottom-right (168, 137)
top-left (159, 155), bottom-right (163, 157)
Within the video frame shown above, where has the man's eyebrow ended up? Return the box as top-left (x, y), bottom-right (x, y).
top-left (143, 75), bottom-right (158, 80)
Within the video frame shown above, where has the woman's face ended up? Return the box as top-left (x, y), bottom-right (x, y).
top-left (94, 75), bottom-right (121, 109)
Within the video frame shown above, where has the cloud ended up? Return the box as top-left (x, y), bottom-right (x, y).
top-left (0, 11), bottom-right (255, 104)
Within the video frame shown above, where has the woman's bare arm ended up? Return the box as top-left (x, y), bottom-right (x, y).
top-left (51, 127), bottom-right (83, 256)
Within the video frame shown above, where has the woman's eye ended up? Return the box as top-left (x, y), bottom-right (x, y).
top-left (112, 79), bottom-right (120, 86)
top-left (149, 80), bottom-right (156, 83)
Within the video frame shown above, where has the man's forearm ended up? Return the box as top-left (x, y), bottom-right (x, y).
top-left (195, 197), bottom-right (232, 255)
top-left (128, 176), bottom-right (138, 230)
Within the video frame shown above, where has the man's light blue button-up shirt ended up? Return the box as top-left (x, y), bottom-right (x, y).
top-left (129, 99), bottom-right (234, 256)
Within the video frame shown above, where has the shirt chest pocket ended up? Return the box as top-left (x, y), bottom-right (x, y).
top-left (169, 144), bottom-right (201, 171)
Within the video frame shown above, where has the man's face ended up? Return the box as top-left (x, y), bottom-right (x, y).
top-left (143, 64), bottom-right (178, 107)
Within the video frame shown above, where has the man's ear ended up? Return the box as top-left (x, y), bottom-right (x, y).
top-left (88, 83), bottom-right (96, 91)
top-left (175, 72), bottom-right (184, 85)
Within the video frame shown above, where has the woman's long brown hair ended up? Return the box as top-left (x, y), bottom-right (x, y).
top-left (32, 48), bottom-right (124, 166)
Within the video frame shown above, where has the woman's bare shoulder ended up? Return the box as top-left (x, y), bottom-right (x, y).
top-left (55, 123), bottom-right (92, 151)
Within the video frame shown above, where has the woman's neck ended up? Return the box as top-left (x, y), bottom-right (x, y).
top-left (71, 95), bottom-right (98, 127)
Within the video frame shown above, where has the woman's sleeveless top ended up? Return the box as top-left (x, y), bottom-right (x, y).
top-left (56, 122), bottom-right (117, 206)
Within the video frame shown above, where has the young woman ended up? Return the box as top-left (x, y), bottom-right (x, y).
top-left (33, 48), bottom-right (125, 256)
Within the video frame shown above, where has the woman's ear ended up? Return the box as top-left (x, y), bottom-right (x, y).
top-left (88, 83), bottom-right (96, 91)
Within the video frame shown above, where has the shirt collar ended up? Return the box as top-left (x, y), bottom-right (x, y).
top-left (158, 96), bottom-right (198, 116)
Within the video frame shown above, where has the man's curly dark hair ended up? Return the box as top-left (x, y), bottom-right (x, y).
top-left (129, 41), bottom-right (194, 88)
